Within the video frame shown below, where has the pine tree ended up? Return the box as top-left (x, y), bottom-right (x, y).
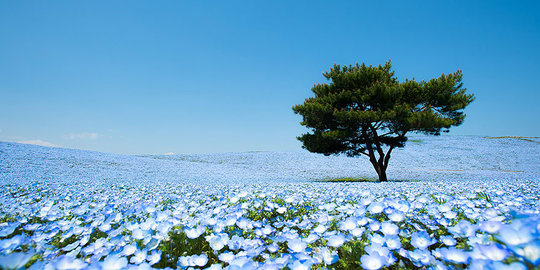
top-left (292, 60), bottom-right (475, 182)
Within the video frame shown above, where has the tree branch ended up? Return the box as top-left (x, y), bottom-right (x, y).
top-left (361, 126), bottom-right (378, 165)
top-left (383, 146), bottom-right (394, 170)
top-left (368, 124), bottom-right (385, 160)
top-left (359, 152), bottom-right (370, 157)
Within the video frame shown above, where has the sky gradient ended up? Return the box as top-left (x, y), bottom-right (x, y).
top-left (1, 1), bottom-right (539, 154)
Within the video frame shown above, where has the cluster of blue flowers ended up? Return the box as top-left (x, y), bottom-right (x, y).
top-left (0, 137), bottom-right (538, 269)
top-left (0, 179), bottom-right (538, 269)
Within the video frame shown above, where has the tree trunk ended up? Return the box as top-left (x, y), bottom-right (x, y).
top-left (369, 158), bottom-right (388, 182)
top-left (376, 167), bottom-right (388, 182)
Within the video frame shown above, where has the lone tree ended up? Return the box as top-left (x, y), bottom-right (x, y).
top-left (292, 61), bottom-right (474, 182)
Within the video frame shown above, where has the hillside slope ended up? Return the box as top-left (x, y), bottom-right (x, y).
top-left (1, 136), bottom-right (538, 185)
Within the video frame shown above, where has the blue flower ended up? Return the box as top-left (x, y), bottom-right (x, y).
top-left (360, 253), bottom-right (386, 270)
top-left (437, 247), bottom-right (469, 264)
top-left (288, 238), bottom-right (307, 253)
top-left (0, 252), bottom-right (34, 270)
top-left (439, 235), bottom-right (456, 246)
top-left (473, 243), bottom-right (509, 261)
top-left (327, 234), bottom-right (346, 248)
top-left (407, 249), bottom-right (432, 267)
top-left (410, 231), bottom-right (435, 249)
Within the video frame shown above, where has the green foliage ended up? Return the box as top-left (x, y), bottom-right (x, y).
top-left (293, 60), bottom-right (474, 181)
top-left (314, 177), bottom-right (378, 183)
top-left (50, 233), bottom-right (78, 250)
top-left (154, 229), bottom-right (218, 268)
top-left (245, 201), bottom-right (314, 223)
top-left (89, 228), bottom-right (108, 242)
top-left (335, 240), bottom-right (365, 269)
top-left (475, 192), bottom-right (492, 203)
top-left (431, 194), bottom-right (447, 205)
top-left (314, 177), bottom-right (420, 183)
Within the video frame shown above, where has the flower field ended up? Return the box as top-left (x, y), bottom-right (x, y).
top-left (0, 136), bottom-right (539, 269)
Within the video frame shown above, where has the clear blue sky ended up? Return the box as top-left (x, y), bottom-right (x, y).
top-left (1, 1), bottom-right (539, 154)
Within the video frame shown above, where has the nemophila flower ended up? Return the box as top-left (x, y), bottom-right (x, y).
top-left (381, 222), bottom-right (399, 235)
top-left (54, 256), bottom-right (87, 270)
top-left (368, 202), bottom-right (385, 214)
top-left (145, 238), bottom-right (160, 251)
top-left (289, 259), bottom-right (312, 270)
top-left (0, 223), bottom-right (18, 238)
top-left (357, 217), bottom-right (369, 226)
top-left (60, 241), bottom-right (79, 253)
top-left (511, 239), bottom-right (540, 265)
top-left (130, 250), bottom-right (147, 264)
top-left (438, 203), bottom-right (452, 213)
top-left (205, 263), bottom-right (223, 270)
top-left (229, 256), bottom-right (251, 268)
top-left (131, 228), bottom-right (149, 240)
top-left (438, 218), bottom-right (452, 227)
top-left (156, 222), bottom-right (171, 235)
top-left (267, 243), bottom-right (279, 253)
top-left (388, 211), bottom-right (405, 222)
top-left (410, 231), bottom-right (435, 249)
top-left (121, 243), bottom-right (137, 256)
top-left (147, 250), bottom-right (161, 265)
top-left (408, 249), bottom-right (432, 267)
top-left (246, 246), bottom-right (266, 258)
top-left (437, 247), bottom-right (470, 264)
top-left (185, 226), bottom-right (205, 239)
top-left (192, 254), bottom-right (208, 267)
top-left (218, 252), bottom-right (235, 263)
top-left (315, 247), bottom-right (339, 265)
top-left (339, 218), bottom-right (357, 231)
top-left (101, 255), bottom-right (128, 270)
top-left (443, 211), bottom-right (457, 219)
top-left (497, 224), bottom-right (533, 246)
top-left (385, 235), bottom-right (402, 250)
top-left (205, 217), bottom-right (218, 226)
top-left (484, 208), bottom-right (500, 219)
top-left (489, 261), bottom-right (527, 270)
top-left (360, 252), bottom-right (386, 270)
top-left (273, 254), bottom-right (291, 267)
top-left (261, 225), bottom-right (275, 235)
top-left (305, 233), bottom-right (319, 244)
top-left (361, 197), bottom-right (373, 206)
top-left (449, 220), bottom-right (477, 237)
top-left (224, 214), bottom-right (238, 226)
top-left (468, 259), bottom-right (491, 270)
top-left (228, 235), bottom-right (245, 250)
top-left (479, 220), bottom-right (502, 234)
top-left (206, 233), bottom-right (229, 251)
top-left (417, 195), bottom-right (430, 204)
top-left (178, 256), bottom-right (191, 268)
top-left (365, 243), bottom-right (390, 257)
top-left (24, 223), bottom-right (41, 231)
top-left (0, 252), bottom-right (34, 270)
top-left (370, 233), bottom-right (386, 245)
top-left (439, 235), bottom-right (456, 246)
top-left (236, 217), bottom-right (251, 229)
top-left (288, 238), bottom-right (307, 253)
top-left (327, 234), bottom-right (346, 247)
top-left (351, 227), bottom-right (365, 237)
top-left (313, 224), bottom-right (327, 234)
top-left (472, 243), bottom-right (509, 261)
top-left (354, 207), bottom-right (367, 216)
top-left (0, 235), bottom-right (23, 251)
top-left (369, 221), bottom-right (381, 231)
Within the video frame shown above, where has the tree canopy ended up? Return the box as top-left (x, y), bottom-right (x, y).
top-left (292, 60), bottom-right (475, 182)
